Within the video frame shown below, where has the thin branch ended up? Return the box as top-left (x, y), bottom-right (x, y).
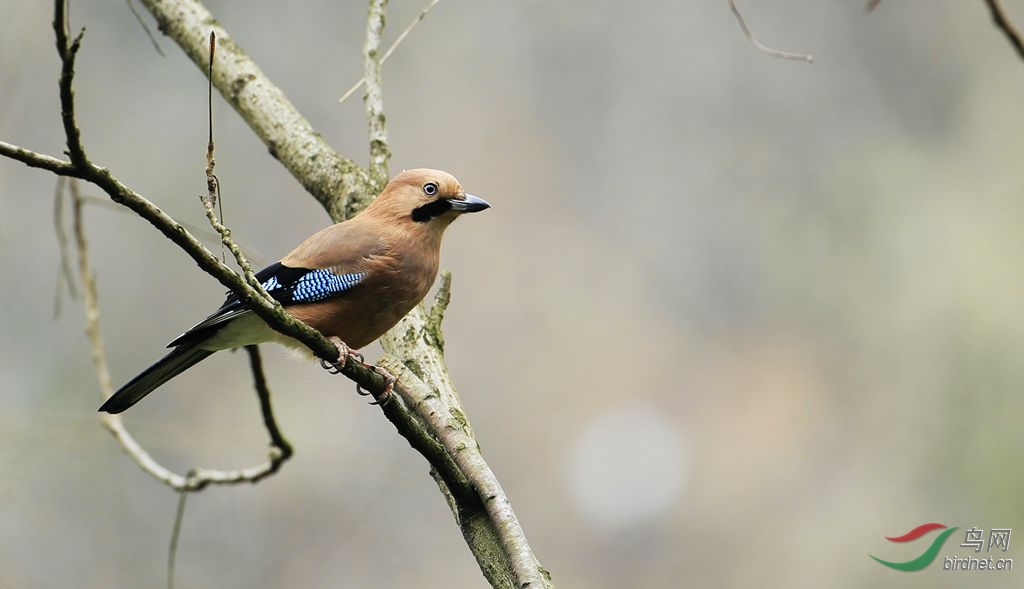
top-left (245, 345), bottom-right (294, 466)
top-left (53, 177), bottom-right (78, 318)
top-left (202, 204), bottom-right (265, 296)
top-left (202, 31), bottom-right (220, 212)
top-left (363, 0), bottom-right (391, 190)
top-left (70, 176), bottom-right (190, 488)
top-left (167, 478), bottom-right (192, 589)
top-left (165, 340), bottom-right (283, 589)
top-left (0, 140), bottom-right (79, 175)
top-left (54, 2), bottom-right (90, 165)
top-left (198, 31), bottom-right (265, 284)
top-left (339, 0), bottom-right (441, 105)
top-left (729, 0), bottom-right (813, 63)
top-left (126, 0), bottom-right (165, 56)
top-left (984, 0), bottom-right (1024, 61)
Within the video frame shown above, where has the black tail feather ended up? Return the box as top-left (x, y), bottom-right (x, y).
top-left (99, 345), bottom-right (214, 414)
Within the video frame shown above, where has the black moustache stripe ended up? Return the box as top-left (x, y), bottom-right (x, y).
top-left (411, 199), bottom-right (452, 222)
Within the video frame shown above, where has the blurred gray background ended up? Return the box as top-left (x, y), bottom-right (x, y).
top-left (2, 1), bottom-right (1024, 587)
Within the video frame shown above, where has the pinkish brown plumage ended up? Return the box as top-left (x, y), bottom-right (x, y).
top-left (101, 169), bottom-right (489, 413)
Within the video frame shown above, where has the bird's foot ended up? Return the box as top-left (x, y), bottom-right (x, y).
top-left (321, 336), bottom-right (393, 406)
top-left (319, 336), bottom-right (361, 374)
top-left (368, 365), bottom-right (397, 407)
top-left (353, 364), bottom-right (395, 406)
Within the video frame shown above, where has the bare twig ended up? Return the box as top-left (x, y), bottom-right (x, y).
top-left (201, 204), bottom-right (265, 297)
top-left (53, 177), bottom-right (78, 318)
top-left (126, 0), bottom-right (165, 56)
top-left (729, 0), bottom-right (814, 63)
top-left (54, 5), bottom-right (90, 165)
top-left (198, 31), bottom-right (265, 284)
top-left (167, 476), bottom-right (192, 589)
top-left (339, 0), bottom-right (441, 105)
top-left (0, 140), bottom-right (79, 175)
top-left (70, 175), bottom-right (188, 488)
top-left (202, 31), bottom-right (220, 216)
top-left (363, 0), bottom-right (391, 190)
top-left (245, 345), bottom-right (294, 465)
top-left (168, 356), bottom-right (288, 589)
top-left (984, 0), bottom-right (1024, 61)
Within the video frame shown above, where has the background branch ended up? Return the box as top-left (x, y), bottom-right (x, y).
top-left (729, 0), bottom-right (813, 63)
top-left (984, 0), bottom-right (1024, 61)
top-left (338, 0), bottom-right (441, 105)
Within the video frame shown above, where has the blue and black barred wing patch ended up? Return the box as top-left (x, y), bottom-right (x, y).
top-left (167, 262), bottom-right (367, 347)
top-left (261, 266), bottom-right (367, 305)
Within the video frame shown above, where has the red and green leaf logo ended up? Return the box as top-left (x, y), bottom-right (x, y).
top-left (870, 523), bottom-right (959, 571)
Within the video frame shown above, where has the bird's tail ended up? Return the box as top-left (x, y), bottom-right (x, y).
top-left (99, 345), bottom-right (214, 414)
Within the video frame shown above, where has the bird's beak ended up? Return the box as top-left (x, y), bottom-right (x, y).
top-left (449, 194), bottom-right (490, 213)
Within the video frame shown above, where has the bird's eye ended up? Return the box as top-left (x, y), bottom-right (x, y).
top-left (423, 182), bottom-right (439, 196)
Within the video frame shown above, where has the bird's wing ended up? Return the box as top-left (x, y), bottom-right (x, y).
top-left (168, 223), bottom-right (384, 348)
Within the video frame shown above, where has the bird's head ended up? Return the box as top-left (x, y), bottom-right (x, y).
top-left (367, 168), bottom-right (490, 232)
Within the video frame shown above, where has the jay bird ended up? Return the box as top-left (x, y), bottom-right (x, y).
top-left (99, 168), bottom-right (489, 414)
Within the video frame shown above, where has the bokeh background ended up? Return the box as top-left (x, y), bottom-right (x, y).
top-left (3, 1), bottom-right (1024, 587)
